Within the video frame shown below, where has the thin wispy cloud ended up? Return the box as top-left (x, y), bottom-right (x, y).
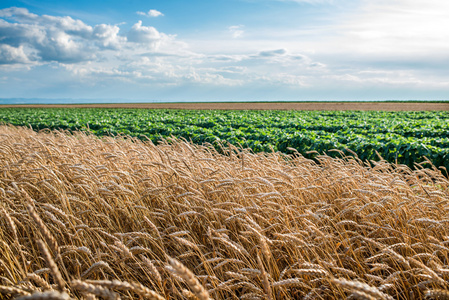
top-left (228, 25), bottom-right (244, 38)
top-left (136, 9), bottom-right (164, 18)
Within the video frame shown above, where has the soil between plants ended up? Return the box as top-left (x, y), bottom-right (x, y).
top-left (1, 102), bottom-right (449, 111)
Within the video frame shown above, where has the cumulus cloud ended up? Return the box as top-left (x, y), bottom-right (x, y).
top-left (137, 9), bottom-right (164, 18)
top-left (92, 24), bottom-right (124, 49)
top-left (0, 44), bottom-right (31, 64)
top-left (0, 20), bottom-right (93, 63)
top-left (127, 21), bottom-right (161, 44)
top-left (0, 7), bottom-right (176, 65)
top-left (0, 7), bottom-right (117, 63)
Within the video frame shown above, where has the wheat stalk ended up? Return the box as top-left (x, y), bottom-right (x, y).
top-left (257, 253), bottom-right (273, 300)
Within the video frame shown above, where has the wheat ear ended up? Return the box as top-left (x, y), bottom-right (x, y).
top-left (0, 285), bottom-right (31, 297)
top-left (25, 273), bottom-right (53, 291)
top-left (168, 257), bottom-right (210, 300)
top-left (81, 261), bottom-right (114, 279)
top-left (36, 240), bottom-right (65, 292)
top-left (84, 280), bottom-right (165, 300)
top-left (183, 289), bottom-right (200, 300)
top-left (71, 280), bottom-right (118, 300)
top-left (26, 197), bottom-right (60, 259)
top-left (140, 255), bottom-right (162, 287)
top-left (1, 206), bottom-right (18, 242)
top-left (14, 291), bottom-right (72, 300)
top-left (331, 278), bottom-right (393, 300)
top-left (425, 289), bottom-right (449, 299)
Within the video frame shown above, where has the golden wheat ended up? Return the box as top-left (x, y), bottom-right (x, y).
top-left (1, 125), bottom-right (449, 299)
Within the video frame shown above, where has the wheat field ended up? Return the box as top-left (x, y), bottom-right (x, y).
top-left (1, 125), bottom-right (449, 300)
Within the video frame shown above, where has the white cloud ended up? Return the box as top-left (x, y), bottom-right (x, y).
top-left (38, 30), bottom-right (95, 63)
top-left (228, 25), bottom-right (244, 38)
top-left (0, 8), bottom-right (175, 64)
top-left (0, 7), bottom-right (38, 21)
top-left (127, 21), bottom-right (161, 44)
top-left (0, 19), bottom-right (93, 63)
top-left (0, 7), bottom-right (112, 63)
top-left (92, 24), bottom-right (124, 49)
top-left (0, 44), bottom-right (31, 64)
top-left (137, 9), bottom-right (164, 18)
top-left (258, 49), bottom-right (287, 57)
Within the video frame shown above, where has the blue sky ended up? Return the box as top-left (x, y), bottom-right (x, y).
top-left (1, 0), bottom-right (449, 102)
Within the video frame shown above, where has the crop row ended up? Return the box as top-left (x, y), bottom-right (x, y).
top-left (0, 108), bottom-right (448, 171)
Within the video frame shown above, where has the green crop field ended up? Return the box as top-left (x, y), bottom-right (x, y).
top-left (0, 108), bottom-right (448, 172)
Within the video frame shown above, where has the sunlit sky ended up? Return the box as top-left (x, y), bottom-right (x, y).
top-left (1, 0), bottom-right (449, 102)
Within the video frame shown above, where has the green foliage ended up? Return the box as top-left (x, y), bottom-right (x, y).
top-left (0, 108), bottom-right (448, 171)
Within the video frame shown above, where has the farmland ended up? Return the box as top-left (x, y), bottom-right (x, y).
top-left (1, 106), bottom-right (449, 299)
top-left (1, 125), bottom-right (449, 300)
top-left (0, 108), bottom-right (448, 171)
